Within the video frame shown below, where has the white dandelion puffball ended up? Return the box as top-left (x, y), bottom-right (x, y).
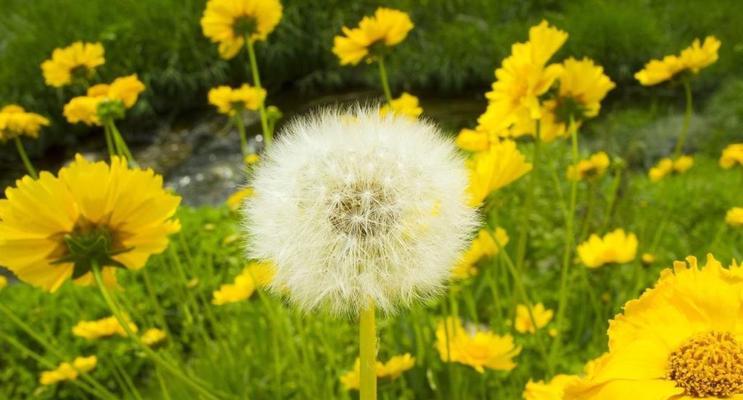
top-left (244, 107), bottom-right (478, 316)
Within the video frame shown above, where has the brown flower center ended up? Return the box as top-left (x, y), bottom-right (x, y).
top-left (667, 331), bottom-right (743, 398)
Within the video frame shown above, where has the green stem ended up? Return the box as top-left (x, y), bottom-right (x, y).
top-left (515, 121), bottom-right (541, 270)
top-left (234, 113), bottom-right (249, 157)
top-left (377, 57), bottom-right (393, 103)
top-left (673, 78), bottom-right (693, 159)
top-left (359, 302), bottom-right (377, 400)
top-left (14, 136), bottom-right (37, 178)
top-left (601, 168), bottom-right (622, 231)
top-left (91, 263), bottom-right (222, 400)
top-left (107, 120), bottom-right (137, 166)
top-left (245, 37), bottom-right (272, 149)
top-left (551, 122), bottom-right (580, 362)
top-left (102, 123), bottom-right (115, 159)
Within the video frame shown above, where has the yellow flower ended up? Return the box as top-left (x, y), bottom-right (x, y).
top-left (641, 252), bottom-right (656, 265)
top-left (380, 92), bottom-right (423, 119)
top-left (332, 7), bottom-right (414, 65)
top-left (339, 353), bottom-right (414, 391)
top-left (208, 85), bottom-right (266, 116)
top-left (455, 128), bottom-right (498, 153)
top-left (564, 254), bottom-right (743, 400)
top-left (524, 374), bottom-right (579, 400)
top-left (635, 36), bottom-right (720, 86)
top-left (0, 155), bottom-right (181, 292)
top-left (479, 20), bottom-right (567, 137)
top-left (0, 105), bottom-right (50, 140)
top-left (648, 156), bottom-right (693, 182)
top-left (435, 317), bottom-right (521, 373)
top-left (679, 36), bottom-right (721, 74)
top-left (63, 75), bottom-right (146, 126)
top-left (577, 229), bottom-right (638, 268)
top-left (452, 227), bottom-right (509, 280)
top-left (39, 356), bottom-right (97, 385)
top-left (539, 58), bottom-right (615, 142)
top-left (726, 207), bottom-right (743, 227)
top-left (201, 0), bottom-right (283, 59)
top-left (514, 303), bottom-right (554, 334)
top-left (40, 42), bottom-right (105, 87)
top-left (72, 316), bottom-right (138, 340)
top-left (244, 153), bottom-right (261, 165)
top-left (226, 187), bottom-right (255, 211)
top-left (467, 140), bottom-right (533, 206)
top-left (0, 275), bottom-right (7, 289)
top-left (141, 328), bottom-right (167, 347)
top-left (719, 143), bottom-right (743, 169)
top-left (566, 152), bottom-right (610, 181)
top-left (212, 261), bottom-right (275, 305)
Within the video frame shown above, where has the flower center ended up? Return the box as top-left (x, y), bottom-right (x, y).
top-left (327, 181), bottom-right (397, 239)
top-left (667, 331), bottom-right (743, 398)
top-left (553, 96), bottom-right (587, 124)
top-left (53, 218), bottom-right (130, 276)
top-left (232, 16), bottom-right (257, 37)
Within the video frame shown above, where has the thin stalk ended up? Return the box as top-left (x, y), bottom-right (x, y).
top-left (515, 121), bottom-right (542, 270)
top-left (551, 122), bottom-right (580, 361)
top-left (234, 113), bottom-right (249, 156)
top-left (245, 37), bottom-right (272, 148)
top-left (102, 123), bottom-right (115, 159)
top-left (359, 302), bottom-right (377, 400)
top-left (107, 120), bottom-right (136, 165)
top-left (672, 78), bottom-right (693, 159)
top-left (377, 57), bottom-right (393, 103)
top-left (91, 262), bottom-right (222, 400)
top-left (14, 136), bottom-right (37, 178)
top-left (601, 169), bottom-right (622, 231)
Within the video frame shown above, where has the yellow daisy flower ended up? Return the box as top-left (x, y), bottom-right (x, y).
top-left (332, 7), bottom-right (414, 66)
top-left (40, 42), bottom-right (105, 88)
top-left (648, 155), bottom-right (694, 182)
top-left (201, 0), bottom-right (283, 59)
top-left (679, 36), bottom-right (721, 74)
top-left (454, 127), bottom-right (499, 153)
top-left (635, 36), bottom-right (720, 86)
top-left (40, 356), bottom-right (97, 385)
top-left (514, 303), bottom-right (554, 334)
top-left (0, 155), bottom-right (181, 292)
top-left (340, 353), bottom-right (415, 390)
top-left (726, 207), bottom-right (743, 227)
top-left (524, 374), bottom-right (579, 400)
top-left (379, 92), bottom-right (423, 119)
top-left (452, 227), bottom-right (509, 280)
top-left (577, 229), bottom-right (638, 268)
top-left (634, 55), bottom-right (685, 86)
top-left (0, 105), bottom-right (50, 140)
top-left (141, 328), bottom-right (168, 347)
top-left (479, 20), bottom-right (567, 138)
top-left (226, 187), bottom-right (255, 211)
top-left (244, 153), bottom-right (261, 165)
top-left (641, 252), bottom-right (656, 265)
top-left (435, 317), bottom-right (521, 373)
top-left (212, 261), bottom-right (275, 305)
top-left (63, 75), bottom-right (146, 126)
top-left (566, 152), bottom-right (610, 181)
top-left (208, 84), bottom-right (266, 116)
top-left (564, 254), bottom-right (743, 399)
top-left (719, 143), bottom-right (743, 169)
top-left (72, 316), bottom-right (138, 340)
top-left (467, 139), bottom-right (533, 206)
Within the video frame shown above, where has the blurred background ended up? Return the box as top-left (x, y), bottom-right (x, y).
top-left (1, 0), bottom-right (742, 203)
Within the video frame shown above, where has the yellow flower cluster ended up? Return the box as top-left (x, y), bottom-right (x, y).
top-left (0, 155), bottom-right (181, 292)
top-left (226, 187), bottom-right (255, 211)
top-left (0, 105), bottom-right (49, 141)
top-left (72, 316), bottom-right (138, 340)
top-left (564, 255), bottom-right (743, 399)
top-left (63, 75), bottom-right (146, 126)
top-left (452, 227), bottom-right (509, 280)
top-left (523, 374), bottom-right (579, 400)
top-left (648, 155), bottom-right (694, 182)
top-left (340, 353), bottom-right (415, 390)
top-left (635, 36), bottom-right (720, 86)
top-left (141, 328), bottom-right (168, 347)
top-left (208, 84), bottom-right (266, 116)
top-left (514, 303), bottom-right (554, 334)
top-left (40, 42), bottom-right (105, 87)
top-left (212, 261), bottom-right (275, 305)
top-left (332, 7), bottom-right (413, 65)
top-left (39, 356), bottom-right (97, 386)
top-left (719, 143), bottom-right (743, 169)
top-left (466, 139), bottom-right (533, 206)
top-left (435, 317), bottom-right (521, 373)
top-left (379, 92), bottom-right (422, 119)
top-left (201, 0), bottom-right (283, 59)
top-left (577, 229), bottom-right (638, 268)
top-left (726, 207), bottom-right (743, 227)
top-left (566, 151), bottom-right (610, 181)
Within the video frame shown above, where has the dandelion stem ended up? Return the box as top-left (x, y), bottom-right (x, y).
top-left (234, 112), bottom-right (249, 156)
top-left (673, 78), bottom-right (693, 159)
top-left (14, 136), bottom-right (37, 179)
top-left (245, 37), bottom-right (272, 149)
top-left (91, 262), bottom-right (222, 400)
top-left (359, 301), bottom-right (377, 400)
top-left (552, 121), bottom-right (580, 362)
top-left (515, 121), bottom-right (541, 270)
top-left (377, 56), bottom-right (393, 103)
